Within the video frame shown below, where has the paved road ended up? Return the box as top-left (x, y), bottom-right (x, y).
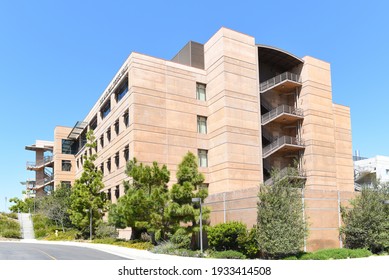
top-left (0, 242), bottom-right (130, 260)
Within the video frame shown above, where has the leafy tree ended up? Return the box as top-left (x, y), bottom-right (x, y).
top-left (109, 158), bottom-right (170, 241)
top-left (40, 184), bottom-right (72, 232)
top-left (341, 182), bottom-right (389, 254)
top-left (257, 167), bottom-right (307, 259)
top-left (168, 152), bottom-right (209, 240)
top-left (68, 131), bottom-right (106, 237)
top-left (9, 197), bottom-right (35, 213)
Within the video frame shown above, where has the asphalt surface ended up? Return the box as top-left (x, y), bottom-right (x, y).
top-left (0, 242), bottom-right (130, 260)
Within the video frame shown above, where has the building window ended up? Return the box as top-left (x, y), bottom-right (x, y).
top-left (197, 116), bottom-right (207, 134)
top-left (198, 149), bottom-right (208, 167)
top-left (89, 115), bottom-right (97, 131)
top-left (101, 100), bottom-right (111, 119)
top-left (116, 80), bottom-right (128, 102)
top-left (107, 128), bottom-right (111, 142)
top-left (62, 139), bottom-right (78, 154)
top-left (196, 83), bottom-right (206, 101)
top-left (107, 158), bottom-right (111, 172)
top-left (61, 181), bottom-right (71, 188)
top-left (123, 110), bottom-right (129, 128)
top-left (80, 131), bottom-right (87, 149)
top-left (100, 135), bottom-right (104, 149)
top-left (115, 185), bottom-right (120, 199)
top-left (114, 119), bottom-right (119, 135)
top-left (62, 160), bottom-right (72, 171)
top-left (115, 152), bottom-right (119, 168)
top-left (386, 169), bottom-right (389, 175)
top-left (124, 145), bottom-right (129, 162)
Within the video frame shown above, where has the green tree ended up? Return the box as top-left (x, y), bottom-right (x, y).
top-left (109, 158), bottom-right (170, 241)
top-left (68, 131), bottom-right (106, 237)
top-left (341, 182), bottom-right (389, 253)
top-left (257, 167), bottom-right (307, 259)
top-left (9, 197), bottom-right (35, 213)
top-left (168, 151), bottom-right (209, 242)
top-left (40, 184), bottom-right (72, 232)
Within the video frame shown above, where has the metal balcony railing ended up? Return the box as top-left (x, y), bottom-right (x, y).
top-left (35, 175), bottom-right (54, 187)
top-left (260, 72), bottom-right (301, 92)
top-left (26, 155), bottom-right (53, 169)
top-left (264, 166), bottom-right (306, 186)
top-left (261, 105), bottom-right (303, 125)
top-left (263, 136), bottom-right (304, 158)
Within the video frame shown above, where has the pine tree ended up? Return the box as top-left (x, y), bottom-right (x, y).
top-left (68, 131), bottom-right (106, 237)
top-left (168, 152), bottom-right (209, 237)
top-left (109, 158), bottom-right (170, 241)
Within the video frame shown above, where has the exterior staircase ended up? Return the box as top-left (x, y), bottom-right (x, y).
top-left (18, 213), bottom-right (35, 240)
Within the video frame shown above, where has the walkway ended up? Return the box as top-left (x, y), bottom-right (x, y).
top-left (18, 213), bottom-right (35, 240)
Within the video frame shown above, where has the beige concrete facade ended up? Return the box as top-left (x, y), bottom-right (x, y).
top-left (27, 27), bottom-right (354, 251)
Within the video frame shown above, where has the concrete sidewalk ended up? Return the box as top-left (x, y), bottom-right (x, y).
top-left (18, 213), bottom-right (35, 240)
top-left (17, 239), bottom-right (186, 260)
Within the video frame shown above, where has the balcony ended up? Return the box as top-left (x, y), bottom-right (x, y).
top-left (260, 72), bottom-right (301, 93)
top-left (35, 175), bottom-right (54, 188)
top-left (264, 166), bottom-right (306, 186)
top-left (26, 155), bottom-right (53, 170)
top-left (261, 105), bottom-right (303, 126)
top-left (262, 136), bottom-right (305, 158)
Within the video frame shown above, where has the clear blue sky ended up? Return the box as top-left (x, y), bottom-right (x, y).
top-left (0, 0), bottom-right (388, 208)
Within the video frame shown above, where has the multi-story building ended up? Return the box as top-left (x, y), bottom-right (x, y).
top-left (25, 28), bottom-right (354, 251)
top-left (354, 154), bottom-right (389, 190)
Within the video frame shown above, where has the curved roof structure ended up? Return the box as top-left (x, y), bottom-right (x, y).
top-left (257, 44), bottom-right (303, 71)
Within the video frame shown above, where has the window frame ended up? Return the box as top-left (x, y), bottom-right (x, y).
top-left (101, 100), bottom-right (111, 119)
top-left (198, 149), bottom-right (208, 167)
top-left (61, 160), bottom-right (72, 172)
top-left (124, 145), bottom-right (129, 162)
top-left (123, 110), bottom-right (129, 128)
top-left (196, 83), bottom-right (206, 101)
top-left (116, 79), bottom-right (128, 102)
top-left (197, 115), bottom-right (207, 134)
top-left (114, 119), bottom-right (119, 135)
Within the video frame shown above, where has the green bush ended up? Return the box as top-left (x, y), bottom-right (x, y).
top-left (282, 256), bottom-right (298, 260)
top-left (170, 228), bottom-right (191, 249)
top-left (92, 238), bottom-right (154, 250)
top-left (151, 241), bottom-right (201, 257)
top-left (3, 212), bottom-right (18, 219)
top-left (341, 184), bottom-right (389, 254)
top-left (95, 222), bottom-right (118, 239)
top-left (92, 237), bottom-right (117, 244)
top-left (300, 248), bottom-right (372, 260)
top-left (32, 214), bottom-right (56, 239)
top-left (207, 221), bottom-right (248, 253)
top-left (45, 229), bottom-right (80, 241)
top-left (209, 250), bottom-right (246, 259)
top-left (243, 226), bottom-right (260, 258)
top-left (0, 214), bottom-right (21, 239)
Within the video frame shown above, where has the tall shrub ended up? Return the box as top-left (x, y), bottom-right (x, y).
top-left (341, 183), bottom-right (389, 253)
top-left (257, 167), bottom-right (307, 259)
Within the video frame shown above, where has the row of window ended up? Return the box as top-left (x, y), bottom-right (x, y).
top-left (106, 186), bottom-right (120, 201)
top-left (101, 79), bottom-right (129, 120)
top-left (99, 145), bottom-right (129, 175)
top-left (99, 110), bottom-right (129, 150)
